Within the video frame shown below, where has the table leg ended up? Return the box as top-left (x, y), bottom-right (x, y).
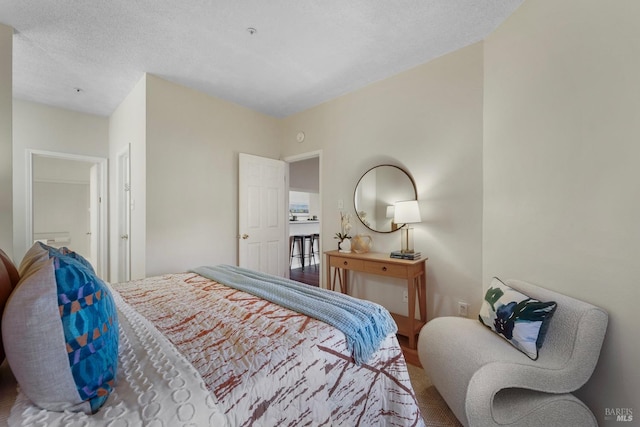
top-left (325, 256), bottom-right (331, 290)
top-left (417, 273), bottom-right (427, 321)
top-left (341, 269), bottom-right (348, 294)
top-left (408, 277), bottom-right (416, 348)
top-left (332, 268), bottom-right (341, 292)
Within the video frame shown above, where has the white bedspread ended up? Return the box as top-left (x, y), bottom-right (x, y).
top-left (5, 272), bottom-right (424, 426)
top-left (7, 285), bottom-right (228, 427)
top-left (114, 272), bottom-right (425, 427)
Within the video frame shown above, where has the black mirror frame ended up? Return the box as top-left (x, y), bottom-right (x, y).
top-left (353, 164), bottom-right (417, 234)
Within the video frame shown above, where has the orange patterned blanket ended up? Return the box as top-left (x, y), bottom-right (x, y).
top-left (114, 272), bottom-right (425, 426)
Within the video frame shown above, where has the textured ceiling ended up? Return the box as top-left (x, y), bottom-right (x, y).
top-left (1, 0), bottom-right (524, 118)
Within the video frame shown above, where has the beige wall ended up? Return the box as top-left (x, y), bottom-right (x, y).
top-left (0, 24), bottom-right (12, 256)
top-left (12, 100), bottom-right (109, 261)
top-left (282, 43), bottom-right (485, 318)
top-left (144, 75), bottom-right (282, 276)
top-left (109, 75), bottom-right (147, 280)
top-left (484, 0), bottom-right (640, 420)
top-left (290, 157), bottom-right (319, 193)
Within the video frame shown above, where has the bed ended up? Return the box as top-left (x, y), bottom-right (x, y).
top-left (0, 243), bottom-right (425, 426)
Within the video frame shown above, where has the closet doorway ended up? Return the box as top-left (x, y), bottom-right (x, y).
top-left (26, 150), bottom-right (108, 278)
top-left (285, 151), bottom-right (321, 287)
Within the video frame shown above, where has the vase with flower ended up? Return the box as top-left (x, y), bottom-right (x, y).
top-left (334, 211), bottom-right (352, 252)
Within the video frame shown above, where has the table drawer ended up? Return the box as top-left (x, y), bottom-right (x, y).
top-left (330, 256), bottom-right (364, 271)
top-left (363, 261), bottom-right (407, 278)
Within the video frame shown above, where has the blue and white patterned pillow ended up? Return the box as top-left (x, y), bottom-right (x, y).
top-left (478, 277), bottom-right (557, 360)
top-left (3, 242), bottom-right (118, 413)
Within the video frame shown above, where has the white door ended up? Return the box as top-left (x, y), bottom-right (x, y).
top-left (238, 153), bottom-right (286, 276)
top-left (88, 164), bottom-right (99, 270)
top-left (117, 147), bottom-right (131, 282)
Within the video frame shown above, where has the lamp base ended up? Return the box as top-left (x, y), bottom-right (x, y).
top-left (400, 227), bottom-right (415, 253)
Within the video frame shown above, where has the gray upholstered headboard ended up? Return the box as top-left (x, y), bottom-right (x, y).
top-left (0, 249), bottom-right (18, 289)
top-left (0, 249), bottom-right (20, 425)
top-left (0, 249), bottom-right (19, 363)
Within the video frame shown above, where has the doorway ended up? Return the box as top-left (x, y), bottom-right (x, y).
top-left (26, 150), bottom-right (108, 278)
top-left (285, 152), bottom-right (322, 287)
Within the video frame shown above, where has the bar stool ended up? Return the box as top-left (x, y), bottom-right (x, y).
top-left (290, 235), bottom-right (305, 268)
top-left (302, 234), bottom-right (313, 268)
top-left (302, 234), bottom-right (316, 269)
top-left (309, 233), bottom-right (320, 269)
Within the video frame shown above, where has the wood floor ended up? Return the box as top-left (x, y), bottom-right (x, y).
top-left (289, 265), bottom-right (320, 287)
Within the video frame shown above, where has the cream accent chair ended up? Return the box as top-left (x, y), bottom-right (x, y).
top-left (418, 279), bottom-right (608, 427)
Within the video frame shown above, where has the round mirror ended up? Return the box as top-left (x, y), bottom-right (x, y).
top-left (353, 165), bottom-right (417, 233)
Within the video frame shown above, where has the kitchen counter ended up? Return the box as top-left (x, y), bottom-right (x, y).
top-left (289, 220), bottom-right (319, 236)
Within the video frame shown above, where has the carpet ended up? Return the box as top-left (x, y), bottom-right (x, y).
top-left (406, 364), bottom-right (463, 427)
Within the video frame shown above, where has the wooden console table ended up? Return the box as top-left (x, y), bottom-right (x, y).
top-left (324, 250), bottom-right (427, 348)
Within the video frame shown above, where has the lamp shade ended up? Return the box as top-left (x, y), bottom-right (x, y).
top-left (394, 200), bottom-right (421, 224)
top-left (386, 205), bottom-right (395, 219)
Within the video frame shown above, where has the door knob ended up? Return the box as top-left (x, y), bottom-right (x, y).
top-left (241, 234), bottom-right (249, 239)
top-left (120, 234), bottom-right (129, 240)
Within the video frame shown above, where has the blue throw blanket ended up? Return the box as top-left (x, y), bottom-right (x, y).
top-left (191, 265), bottom-right (397, 365)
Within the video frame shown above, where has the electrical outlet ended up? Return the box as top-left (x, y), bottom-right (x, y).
top-left (402, 291), bottom-right (408, 303)
top-left (337, 199), bottom-right (344, 209)
top-left (458, 301), bottom-right (470, 317)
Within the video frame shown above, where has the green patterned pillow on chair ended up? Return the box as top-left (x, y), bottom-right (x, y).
top-left (478, 277), bottom-right (557, 360)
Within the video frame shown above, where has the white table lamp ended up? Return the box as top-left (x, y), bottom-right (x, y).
top-left (393, 200), bottom-right (421, 253)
